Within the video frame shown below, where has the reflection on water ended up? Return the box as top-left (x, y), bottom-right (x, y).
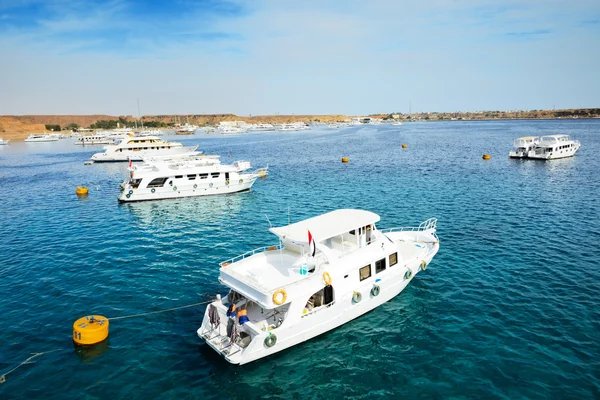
top-left (72, 339), bottom-right (110, 363)
top-left (125, 192), bottom-right (247, 227)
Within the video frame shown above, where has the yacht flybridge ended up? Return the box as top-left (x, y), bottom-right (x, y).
top-left (119, 154), bottom-right (267, 202)
top-left (197, 209), bottom-right (439, 364)
top-left (91, 135), bottom-right (198, 162)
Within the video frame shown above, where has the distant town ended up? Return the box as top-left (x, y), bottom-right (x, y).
top-left (0, 108), bottom-right (598, 141)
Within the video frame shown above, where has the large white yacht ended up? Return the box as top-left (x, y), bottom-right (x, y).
top-left (91, 136), bottom-right (198, 162)
top-left (509, 136), bottom-right (539, 158)
top-left (119, 154), bottom-right (266, 202)
top-left (24, 134), bottom-right (59, 142)
top-left (527, 134), bottom-right (581, 160)
top-left (197, 210), bottom-right (439, 364)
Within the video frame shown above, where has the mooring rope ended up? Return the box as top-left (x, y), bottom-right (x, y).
top-left (1, 297), bottom-right (216, 384)
top-left (1, 349), bottom-right (63, 384)
top-left (108, 300), bottom-right (214, 320)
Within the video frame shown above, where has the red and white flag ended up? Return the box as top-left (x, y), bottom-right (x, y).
top-left (308, 230), bottom-right (316, 257)
top-left (128, 158), bottom-right (132, 169)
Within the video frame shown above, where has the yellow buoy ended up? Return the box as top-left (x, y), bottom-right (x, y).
top-left (257, 169), bottom-right (268, 178)
top-left (482, 154), bottom-right (491, 160)
top-left (402, 144), bottom-right (408, 149)
top-left (73, 315), bottom-right (109, 346)
top-left (341, 157), bottom-right (349, 163)
top-left (76, 186), bottom-right (89, 196)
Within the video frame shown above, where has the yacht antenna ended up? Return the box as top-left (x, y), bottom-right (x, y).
top-left (265, 214), bottom-right (272, 228)
top-left (137, 98), bottom-right (144, 130)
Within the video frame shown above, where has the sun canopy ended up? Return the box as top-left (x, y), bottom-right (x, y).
top-left (269, 209), bottom-right (380, 243)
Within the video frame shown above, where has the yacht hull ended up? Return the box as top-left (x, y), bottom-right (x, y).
top-left (119, 178), bottom-right (256, 202)
top-left (198, 235), bottom-right (439, 365)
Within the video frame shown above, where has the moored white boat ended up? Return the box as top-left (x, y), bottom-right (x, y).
top-left (527, 134), bottom-right (581, 160)
top-left (509, 136), bottom-right (539, 158)
top-left (24, 134), bottom-right (59, 142)
top-left (0, 138), bottom-right (9, 145)
top-left (91, 136), bottom-right (198, 162)
top-left (197, 210), bottom-right (439, 364)
top-left (119, 154), bottom-right (266, 202)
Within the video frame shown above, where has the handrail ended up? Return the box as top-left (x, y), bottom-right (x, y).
top-left (379, 218), bottom-right (437, 233)
top-left (220, 244), bottom-right (283, 267)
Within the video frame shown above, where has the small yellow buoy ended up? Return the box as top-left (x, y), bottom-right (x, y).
top-left (402, 144), bottom-right (408, 149)
top-left (257, 169), bottom-right (268, 178)
top-left (341, 157), bottom-right (349, 163)
top-left (73, 315), bottom-right (109, 346)
top-left (482, 154), bottom-right (491, 160)
top-left (76, 186), bottom-right (89, 196)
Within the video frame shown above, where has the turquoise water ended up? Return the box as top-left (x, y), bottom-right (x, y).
top-left (1, 120), bottom-right (599, 399)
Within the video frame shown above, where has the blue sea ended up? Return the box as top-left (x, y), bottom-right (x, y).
top-left (1, 120), bottom-right (599, 399)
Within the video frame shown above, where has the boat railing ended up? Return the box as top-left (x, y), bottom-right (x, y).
top-left (379, 218), bottom-right (437, 233)
top-left (220, 244), bottom-right (283, 267)
top-left (301, 300), bottom-right (336, 318)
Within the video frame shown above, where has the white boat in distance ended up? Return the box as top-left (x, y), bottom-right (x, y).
top-left (25, 134), bottom-right (59, 142)
top-left (119, 154), bottom-right (267, 202)
top-left (509, 136), bottom-right (539, 158)
top-left (527, 134), bottom-right (581, 160)
top-left (91, 136), bottom-right (198, 162)
top-left (0, 138), bottom-right (9, 145)
top-left (197, 210), bottom-right (439, 364)
top-left (175, 123), bottom-right (199, 135)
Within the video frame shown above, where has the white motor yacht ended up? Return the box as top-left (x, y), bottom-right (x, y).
top-left (24, 134), bottom-right (59, 142)
top-left (0, 138), bottom-right (9, 145)
top-left (119, 154), bottom-right (267, 202)
top-left (527, 134), bottom-right (581, 160)
top-left (509, 136), bottom-right (539, 158)
top-left (91, 136), bottom-right (198, 162)
top-left (197, 210), bottom-right (439, 365)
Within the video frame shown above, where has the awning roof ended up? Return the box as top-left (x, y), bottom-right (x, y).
top-left (269, 209), bottom-right (380, 243)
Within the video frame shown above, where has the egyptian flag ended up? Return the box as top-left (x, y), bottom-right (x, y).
top-left (308, 230), bottom-right (316, 257)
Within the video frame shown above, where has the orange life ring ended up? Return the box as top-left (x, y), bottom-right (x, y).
top-left (322, 272), bottom-right (332, 286)
top-left (273, 289), bottom-right (287, 305)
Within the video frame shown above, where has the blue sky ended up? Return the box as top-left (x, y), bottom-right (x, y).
top-left (0, 0), bottom-right (599, 116)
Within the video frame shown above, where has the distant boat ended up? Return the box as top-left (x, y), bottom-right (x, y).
top-left (527, 135), bottom-right (581, 160)
top-left (119, 154), bottom-right (266, 202)
top-left (24, 134), bottom-right (59, 142)
top-left (0, 138), bottom-right (9, 145)
top-left (391, 121), bottom-right (403, 126)
top-left (508, 136), bottom-right (539, 158)
top-left (90, 136), bottom-right (198, 162)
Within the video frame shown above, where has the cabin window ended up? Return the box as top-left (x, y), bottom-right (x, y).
top-left (175, 175), bottom-right (183, 179)
top-left (390, 253), bottom-right (398, 266)
top-left (199, 173), bottom-right (208, 179)
top-left (147, 177), bottom-right (168, 188)
top-left (349, 229), bottom-right (355, 235)
top-left (211, 172), bottom-right (220, 178)
top-left (359, 265), bottom-right (371, 281)
top-left (187, 174), bottom-right (196, 180)
top-left (375, 258), bottom-right (386, 274)
top-left (130, 179), bottom-right (142, 189)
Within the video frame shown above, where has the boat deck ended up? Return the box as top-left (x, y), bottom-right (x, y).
top-left (222, 249), bottom-right (318, 292)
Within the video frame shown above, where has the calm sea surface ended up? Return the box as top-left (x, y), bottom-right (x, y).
top-left (1, 120), bottom-right (599, 399)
